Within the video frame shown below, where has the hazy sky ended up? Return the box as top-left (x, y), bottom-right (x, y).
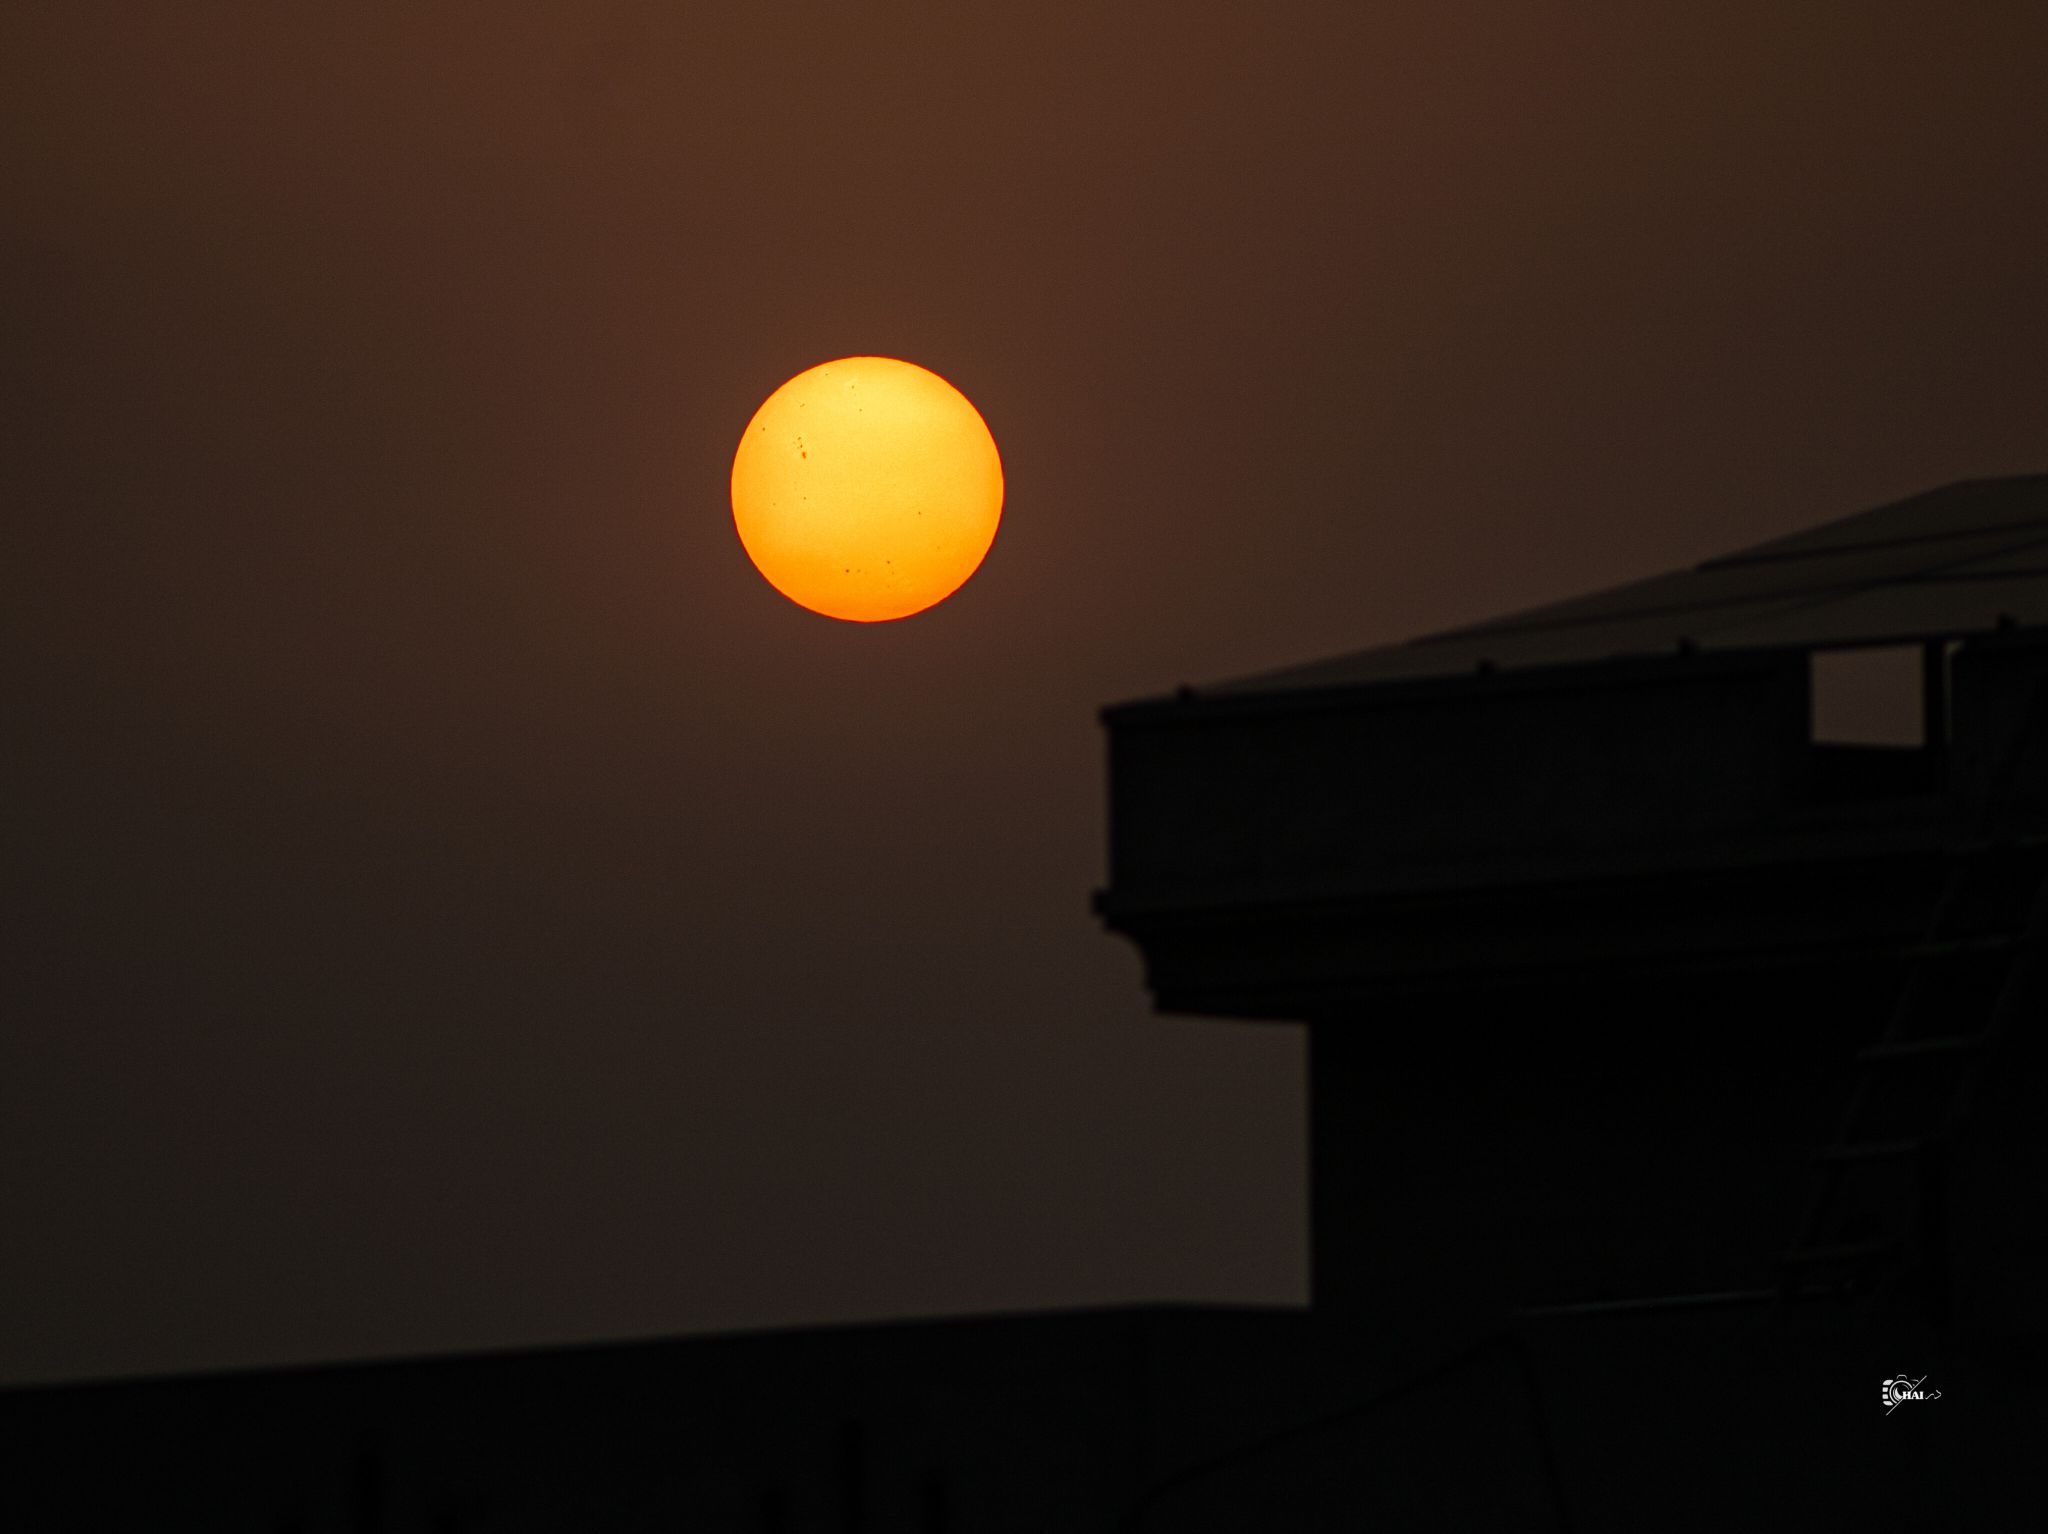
top-left (5, 4), bottom-right (2047, 1385)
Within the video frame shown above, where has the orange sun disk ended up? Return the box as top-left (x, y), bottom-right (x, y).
top-left (730, 357), bottom-right (1004, 622)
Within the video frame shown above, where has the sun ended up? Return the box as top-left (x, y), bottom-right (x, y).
top-left (731, 357), bottom-right (1004, 622)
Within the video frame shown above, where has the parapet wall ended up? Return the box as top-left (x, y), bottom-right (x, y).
top-left (1106, 651), bottom-right (1811, 905)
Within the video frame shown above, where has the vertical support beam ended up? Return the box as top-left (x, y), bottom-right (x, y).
top-left (922, 1471), bottom-right (950, 1532)
top-left (1915, 1139), bottom-right (1951, 1328)
top-left (1923, 639), bottom-right (1950, 787)
top-left (351, 1440), bottom-right (383, 1534)
top-left (838, 1420), bottom-right (866, 1533)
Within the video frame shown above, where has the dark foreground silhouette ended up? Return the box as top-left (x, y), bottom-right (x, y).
top-left (10, 478), bottom-right (2048, 1528)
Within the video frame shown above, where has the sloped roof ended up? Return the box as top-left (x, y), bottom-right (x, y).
top-left (1203, 475), bottom-right (2048, 696)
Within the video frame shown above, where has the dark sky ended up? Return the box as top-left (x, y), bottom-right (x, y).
top-left (5, 5), bottom-right (2047, 1385)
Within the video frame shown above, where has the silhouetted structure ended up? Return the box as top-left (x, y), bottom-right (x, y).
top-left (1096, 474), bottom-right (2048, 1525)
top-left (8, 478), bottom-right (2045, 1527)
top-left (0, 1306), bottom-right (1344, 1531)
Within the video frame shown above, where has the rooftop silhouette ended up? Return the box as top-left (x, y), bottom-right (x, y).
top-left (9, 477), bottom-right (2044, 1528)
top-left (1202, 473), bottom-right (2048, 693)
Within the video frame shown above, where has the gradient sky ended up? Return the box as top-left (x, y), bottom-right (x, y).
top-left (5, 4), bottom-right (2047, 1385)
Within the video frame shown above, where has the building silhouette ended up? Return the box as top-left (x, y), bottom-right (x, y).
top-left (7, 477), bottom-right (2046, 1527)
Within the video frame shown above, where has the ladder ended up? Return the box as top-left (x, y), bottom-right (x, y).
top-left (1780, 663), bottom-right (2048, 1313)
top-left (1778, 839), bottom-right (2048, 1312)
